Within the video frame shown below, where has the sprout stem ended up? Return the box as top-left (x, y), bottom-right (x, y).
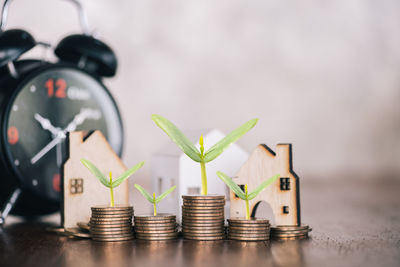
top-left (153, 193), bottom-right (157, 216)
top-left (109, 172), bottom-right (114, 207)
top-left (200, 161), bottom-right (207, 195)
top-left (245, 184), bottom-right (250, 220)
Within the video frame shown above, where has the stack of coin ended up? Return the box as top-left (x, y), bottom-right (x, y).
top-left (227, 217), bottom-right (270, 241)
top-left (134, 214), bottom-right (178, 240)
top-left (270, 224), bottom-right (312, 240)
top-left (181, 195), bottom-right (226, 241)
top-left (89, 205), bottom-right (134, 241)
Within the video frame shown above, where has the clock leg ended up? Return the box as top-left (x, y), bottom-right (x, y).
top-left (0, 188), bottom-right (22, 225)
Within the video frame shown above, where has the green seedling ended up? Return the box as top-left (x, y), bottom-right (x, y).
top-left (81, 159), bottom-right (144, 207)
top-left (152, 114), bottom-right (258, 195)
top-left (216, 171), bottom-right (280, 220)
top-left (134, 184), bottom-right (176, 216)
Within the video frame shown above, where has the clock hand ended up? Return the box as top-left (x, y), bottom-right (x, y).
top-left (30, 132), bottom-right (65, 164)
top-left (30, 109), bottom-right (91, 164)
top-left (56, 142), bottom-right (62, 167)
top-left (34, 113), bottom-right (61, 136)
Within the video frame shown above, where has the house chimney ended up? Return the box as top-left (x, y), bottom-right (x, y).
top-left (276, 144), bottom-right (292, 172)
top-left (68, 132), bottom-right (84, 158)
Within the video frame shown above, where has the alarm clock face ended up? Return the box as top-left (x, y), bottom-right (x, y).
top-left (3, 66), bottom-right (123, 203)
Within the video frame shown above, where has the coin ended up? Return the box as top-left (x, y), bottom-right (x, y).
top-left (64, 227), bottom-right (92, 238)
top-left (182, 205), bottom-right (225, 210)
top-left (92, 235), bottom-right (134, 242)
top-left (91, 204), bottom-right (133, 210)
top-left (182, 224), bottom-right (224, 230)
top-left (182, 221), bottom-right (224, 226)
top-left (134, 214), bottom-right (175, 219)
top-left (90, 216), bottom-right (132, 221)
top-left (90, 227), bottom-right (133, 232)
top-left (270, 224), bottom-right (311, 240)
top-left (273, 235), bottom-right (308, 240)
top-left (228, 232), bottom-right (269, 237)
top-left (183, 228), bottom-right (224, 234)
top-left (183, 235), bottom-right (225, 241)
top-left (270, 224), bottom-right (309, 231)
top-left (89, 218), bottom-right (132, 225)
top-left (136, 231), bottom-right (178, 237)
top-left (92, 213), bottom-right (132, 219)
top-left (134, 224), bottom-right (176, 229)
top-left (182, 194), bottom-right (225, 199)
top-left (136, 235), bottom-right (178, 241)
top-left (182, 208), bottom-right (224, 214)
top-left (271, 229), bottom-right (311, 235)
top-left (228, 218), bottom-right (269, 224)
top-left (135, 228), bottom-right (177, 234)
top-left (182, 214), bottom-right (224, 219)
top-left (77, 222), bottom-right (90, 231)
top-left (228, 235), bottom-right (269, 241)
top-left (271, 232), bottom-right (308, 237)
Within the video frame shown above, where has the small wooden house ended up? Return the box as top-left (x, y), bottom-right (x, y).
top-left (62, 131), bottom-right (129, 228)
top-left (152, 129), bottom-right (249, 219)
top-left (230, 144), bottom-right (301, 226)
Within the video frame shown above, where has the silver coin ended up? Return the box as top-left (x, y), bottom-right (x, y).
top-left (134, 214), bottom-right (175, 219)
top-left (77, 222), bottom-right (90, 231)
top-left (64, 227), bottom-right (92, 239)
top-left (183, 228), bottom-right (224, 234)
top-left (228, 217), bottom-right (269, 223)
top-left (183, 234), bottom-right (225, 241)
top-left (270, 224), bottom-right (310, 231)
top-left (271, 229), bottom-right (312, 235)
top-left (182, 208), bottom-right (224, 214)
top-left (182, 222), bottom-right (224, 227)
top-left (92, 235), bottom-right (134, 242)
top-left (135, 228), bottom-right (177, 234)
top-left (228, 236), bottom-right (270, 241)
top-left (228, 233), bottom-right (270, 238)
top-left (182, 205), bottom-right (225, 210)
top-left (136, 235), bottom-right (178, 241)
top-left (271, 232), bottom-right (309, 238)
top-left (182, 194), bottom-right (224, 199)
top-left (272, 235), bottom-right (308, 240)
top-left (91, 214), bottom-right (133, 219)
top-left (136, 232), bottom-right (178, 238)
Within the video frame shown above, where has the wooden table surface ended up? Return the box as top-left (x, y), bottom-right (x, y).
top-left (0, 176), bottom-right (399, 267)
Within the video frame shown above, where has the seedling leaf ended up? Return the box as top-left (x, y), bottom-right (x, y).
top-left (152, 114), bottom-right (201, 162)
top-left (247, 174), bottom-right (280, 200)
top-left (155, 185), bottom-right (176, 203)
top-left (134, 184), bottom-right (154, 203)
top-left (81, 159), bottom-right (110, 188)
top-left (203, 118), bottom-right (258, 163)
top-left (112, 161), bottom-right (144, 188)
top-left (216, 171), bottom-right (246, 199)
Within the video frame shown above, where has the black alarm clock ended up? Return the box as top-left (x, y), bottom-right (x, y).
top-left (0, 0), bottom-right (123, 222)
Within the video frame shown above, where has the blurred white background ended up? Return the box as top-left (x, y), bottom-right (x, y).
top-left (5, 0), bottom-right (400, 213)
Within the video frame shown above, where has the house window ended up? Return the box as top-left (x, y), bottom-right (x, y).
top-left (70, 178), bottom-right (83, 194)
top-left (234, 184), bottom-right (245, 199)
top-left (283, 206), bottom-right (289, 214)
top-left (280, 178), bottom-right (290, 190)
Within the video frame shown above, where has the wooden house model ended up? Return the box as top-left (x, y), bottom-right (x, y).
top-left (230, 144), bottom-right (301, 226)
top-left (152, 129), bottom-right (248, 219)
top-left (62, 131), bottom-right (129, 228)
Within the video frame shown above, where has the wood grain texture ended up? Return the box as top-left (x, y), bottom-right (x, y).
top-left (1, 176), bottom-right (399, 267)
top-left (62, 131), bottom-right (129, 228)
top-left (230, 144), bottom-right (300, 225)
